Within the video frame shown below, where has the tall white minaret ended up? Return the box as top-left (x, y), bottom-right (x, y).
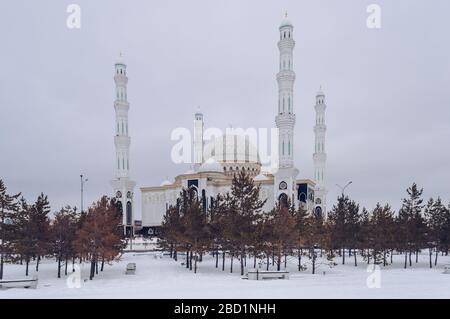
top-left (274, 13), bottom-right (299, 206)
top-left (193, 108), bottom-right (204, 170)
top-left (110, 53), bottom-right (136, 236)
top-left (313, 88), bottom-right (328, 217)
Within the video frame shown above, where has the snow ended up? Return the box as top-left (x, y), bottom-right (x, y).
top-left (1, 252), bottom-right (449, 299)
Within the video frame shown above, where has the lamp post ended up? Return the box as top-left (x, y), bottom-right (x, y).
top-left (336, 181), bottom-right (352, 196)
top-left (80, 174), bottom-right (88, 213)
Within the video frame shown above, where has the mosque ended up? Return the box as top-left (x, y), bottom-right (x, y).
top-left (110, 16), bottom-right (329, 237)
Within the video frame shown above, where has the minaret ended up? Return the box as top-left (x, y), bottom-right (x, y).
top-left (193, 108), bottom-right (204, 170)
top-left (274, 13), bottom-right (299, 207)
top-left (110, 53), bottom-right (136, 237)
top-left (313, 88), bottom-right (328, 218)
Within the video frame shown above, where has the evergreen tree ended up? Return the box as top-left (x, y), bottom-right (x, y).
top-left (397, 183), bottom-right (424, 268)
top-left (51, 206), bottom-right (78, 278)
top-left (224, 171), bottom-right (266, 275)
top-left (266, 201), bottom-right (297, 271)
top-left (32, 193), bottom-right (51, 272)
top-left (369, 203), bottom-right (396, 266)
top-left (425, 197), bottom-right (449, 267)
top-left (73, 196), bottom-right (125, 280)
top-left (0, 179), bottom-right (20, 279)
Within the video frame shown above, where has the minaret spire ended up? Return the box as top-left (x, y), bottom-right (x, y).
top-left (313, 88), bottom-right (328, 218)
top-left (111, 53), bottom-right (136, 236)
top-left (193, 107), bottom-right (204, 170)
top-left (273, 15), bottom-right (299, 207)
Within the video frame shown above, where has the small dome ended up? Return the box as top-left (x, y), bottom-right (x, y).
top-left (198, 158), bottom-right (224, 174)
top-left (160, 180), bottom-right (172, 187)
top-left (115, 52), bottom-right (126, 65)
top-left (280, 13), bottom-right (293, 28)
top-left (254, 174), bottom-right (268, 181)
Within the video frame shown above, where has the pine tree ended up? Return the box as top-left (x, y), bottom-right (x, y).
top-left (224, 171), bottom-right (266, 275)
top-left (0, 179), bottom-right (20, 280)
top-left (13, 198), bottom-right (37, 276)
top-left (294, 204), bottom-right (308, 271)
top-left (51, 206), bottom-right (78, 278)
top-left (267, 201), bottom-right (297, 271)
top-left (369, 203), bottom-right (396, 266)
top-left (73, 196), bottom-right (125, 280)
top-left (425, 197), bottom-right (449, 267)
top-left (398, 183), bottom-right (424, 268)
top-left (32, 193), bottom-right (51, 272)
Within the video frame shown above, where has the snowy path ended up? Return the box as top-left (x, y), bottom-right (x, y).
top-left (1, 253), bottom-right (449, 298)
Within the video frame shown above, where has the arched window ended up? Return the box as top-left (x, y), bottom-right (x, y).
top-left (126, 201), bottom-right (132, 225)
top-left (279, 193), bottom-right (288, 208)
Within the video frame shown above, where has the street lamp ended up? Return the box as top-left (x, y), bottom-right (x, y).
top-left (336, 181), bottom-right (352, 196)
top-left (80, 174), bottom-right (88, 213)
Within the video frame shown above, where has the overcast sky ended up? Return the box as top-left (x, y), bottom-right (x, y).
top-left (1, 0), bottom-right (449, 217)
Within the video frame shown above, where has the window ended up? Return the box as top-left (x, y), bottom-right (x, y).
top-left (288, 141), bottom-right (291, 155)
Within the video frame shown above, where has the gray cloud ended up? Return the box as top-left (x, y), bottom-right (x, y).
top-left (1, 0), bottom-right (449, 217)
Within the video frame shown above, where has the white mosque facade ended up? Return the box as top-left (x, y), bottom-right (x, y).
top-left (110, 17), bottom-right (329, 236)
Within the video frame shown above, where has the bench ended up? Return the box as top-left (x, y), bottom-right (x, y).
top-left (0, 276), bottom-right (38, 289)
top-left (125, 263), bottom-right (136, 275)
top-left (444, 264), bottom-right (450, 274)
top-left (246, 270), bottom-right (290, 280)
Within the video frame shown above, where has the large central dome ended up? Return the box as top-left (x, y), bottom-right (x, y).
top-left (204, 134), bottom-right (261, 177)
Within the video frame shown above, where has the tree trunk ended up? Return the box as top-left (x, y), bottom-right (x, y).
top-left (95, 260), bottom-right (98, 275)
top-left (240, 251), bottom-right (244, 276)
top-left (409, 250), bottom-right (412, 267)
top-left (174, 249), bottom-right (177, 262)
top-left (415, 249), bottom-right (419, 263)
top-left (404, 250), bottom-right (407, 269)
top-left (222, 251), bottom-right (225, 271)
top-left (230, 254), bottom-right (233, 273)
top-left (65, 258), bottom-right (68, 276)
top-left (342, 247), bottom-right (345, 265)
top-left (253, 254), bottom-right (257, 269)
top-left (298, 249), bottom-right (302, 271)
top-left (277, 250), bottom-right (281, 271)
top-left (25, 259), bottom-right (29, 276)
top-left (194, 255), bottom-right (198, 274)
top-left (284, 253), bottom-right (287, 269)
top-left (429, 248), bottom-right (433, 268)
top-left (57, 257), bottom-right (61, 278)
top-left (36, 256), bottom-right (40, 272)
top-left (354, 249), bottom-right (358, 267)
top-left (169, 244), bottom-right (173, 258)
top-left (101, 258), bottom-right (105, 272)
top-left (390, 250), bottom-right (393, 264)
top-left (0, 251), bottom-right (4, 280)
top-left (435, 249), bottom-right (439, 266)
top-left (186, 250), bottom-right (190, 269)
top-left (312, 250), bottom-right (316, 274)
top-left (189, 251), bottom-right (193, 271)
top-left (89, 259), bottom-right (95, 280)
top-left (215, 249), bottom-right (219, 268)
top-left (266, 253), bottom-right (269, 271)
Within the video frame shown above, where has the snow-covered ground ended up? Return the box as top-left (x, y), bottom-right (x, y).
top-left (1, 252), bottom-right (449, 299)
